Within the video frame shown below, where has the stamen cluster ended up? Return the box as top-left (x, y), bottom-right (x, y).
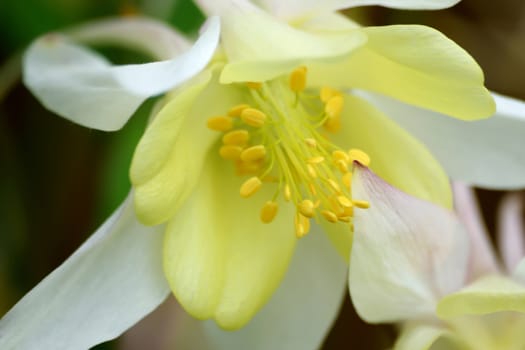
top-left (207, 67), bottom-right (369, 238)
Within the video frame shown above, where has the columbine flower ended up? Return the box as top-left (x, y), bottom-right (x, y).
top-left (2, 1), bottom-right (525, 349)
top-left (349, 167), bottom-right (525, 350)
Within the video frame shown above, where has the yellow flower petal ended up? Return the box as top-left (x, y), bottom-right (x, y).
top-left (163, 153), bottom-right (296, 330)
top-left (333, 93), bottom-right (452, 209)
top-left (309, 25), bottom-right (495, 120)
top-left (132, 68), bottom-right (244, 225)
top-left (437, 275), bottom-right (525, 319)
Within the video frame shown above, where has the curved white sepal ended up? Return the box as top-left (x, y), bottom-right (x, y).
top-left (0, 195), bottom-right (169, 350)
top-left (358, 91), bottom-right (525, 189)
top-left (23, 17), bottom-right (220, 131)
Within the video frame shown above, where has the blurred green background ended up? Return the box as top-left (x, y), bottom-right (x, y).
top-left (0, 0), bottom-right (523, 348)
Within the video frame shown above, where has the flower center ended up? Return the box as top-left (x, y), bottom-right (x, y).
top-left (207, 67), bottom-right (369, 238)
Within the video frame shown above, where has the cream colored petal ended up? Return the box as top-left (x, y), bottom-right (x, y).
top-left (0, 195), bottom-right (169, 349)
top-left (394, 324), bottom-right (452, 350)
top-left (165, 227), bottom-right (346, 349)
top-left (310, 25), bottom-right (495, 120)
top-left (199, 0), bottom-right (366, 83)
top-left (132, 70), bottom-right (244, 226)
top-left (332, 93), bottom-right (452, 208)
top-left (252, 0), bottom-right (460, 20)
top-left (163, 152), bottom-right (297, 330)
top-left (437, 275), bottom-right (525, 319)
top-left (359, 91), bottom-right (525, 189)
top-left (349, 166), bottom-right (469, 323)
top-left (23, 17), bottom-right (220, 131)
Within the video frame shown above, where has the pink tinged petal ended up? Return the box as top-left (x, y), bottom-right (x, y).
top-left (158, 228), bottom-right (347, 350)
top-left (253, 0), bottom-right (461, 20)
top-left (349, 165), bottom-right (470, 323)
top-left (0, 195), bottom-right (169, 349)
top-left (498, 192), bottom-right (525, 273)
top-left (359, 91), bottom-right (525, 189)
top-left (22, 16), bottom-right (220, 132)
top-left (453, 183), bottom-right (500, 281)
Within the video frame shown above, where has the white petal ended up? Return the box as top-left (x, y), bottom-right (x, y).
top-left (163, 228), bottom-right (347, 350)
top-left (349, 165), bottom-right (469, 323)
top-left (0, 195), bottom-right (169, 350)
top-left (23, 17), bottom-right (220, 131)
top-left (68, 16), bottom-right (191, 61)
top-left (453, 183), bottom-right (500, 281)
top-left (251, 0), bottom-right (460, 20)
top-left (498, 192), bottom-right (525, 273)
top-left (358, 91), bottom-right (525, 189)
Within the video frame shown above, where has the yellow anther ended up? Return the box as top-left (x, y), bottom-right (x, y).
top-left (228, 104), bottom-right (250, 117)
top-left (348, 149), bottom-right (371, 167)
top-left (338, 216), bottom-right (351, 223)
top-left (353, 200), bottom-right (370, 209)
top-left (308, 156), bottom-right (325, 164)
top-left (342, 205), bottom-right (354, 217)
top-left (308, 183), bottom-right (317, 196)
top-left (223, 129), bottom-right (250, 146)
top-left (298, 199), bottom-right (315, 218)
top-left (240, 145), bottom-right (266, 162)
top-left (307, 164), bottom-right (317, 178)
top-left (207, 116), bottom-right (233, 131)
top-left (219, 145), bottom-right (243, 160)
top-left (289, 66), bottom-right (307, 92)
top-left (295, 213), bottom-right (310, 238)
top-left (235, 160), bottom-right (263, 176)
top-left (305, 138), bottom-right (317, 148)
top-left (336, 159), bottom-right (349, 173)
top-left (260, 201), bottom-right (279, 223)
top-left (337, 195), bottom-right (353, 208)
top-left (241, 108), bottom-right (267, 127)
top-left (246, 82), bottom-right (262, 89)
top-left (320, 86), bottom-right (340, 103)
top-left (240, 177), bottom-right (262, 198)
top-left (332, 150), bottom-right (349, 163)
top-left (321, 210), bottom-right (338, 223)
top-left (343, 172), bottom-right (352, 189)
top-left (325, 95), bottom-right (344, 118)
top-left (327, 179), bottom-right (341, 193)
top-left (284, 184), bottom-right (292, 201)
top-left (324, 116), bottom-right (341, 133)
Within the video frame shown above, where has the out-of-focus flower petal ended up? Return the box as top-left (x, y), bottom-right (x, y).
top-left (131, 67), bottom-right (244, 226)
top-left (167, 228), bottom-right (346, 349)
top-left (0, 195), bottom-right (169, 350)
top-left (453, 183), bottom-right (500, 280)
top-left (349, 165), bottom-right (469, 323)
top-left (23, 17), bottom-right (220, 131)
top-left (394, 324), bottom-right (452, 350)
top-left (498, 193), bottom-right (525, 273)
top-left (437, 275), bottom-right (525, 318)
top-left (252, 0), bottom-right (461, 20)
top-left (309, 25), bottom-right (494, 120)
top-left (360, 91), bottom-right (525, 189)
top-left (163, 153), bottom-right (297, 330)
